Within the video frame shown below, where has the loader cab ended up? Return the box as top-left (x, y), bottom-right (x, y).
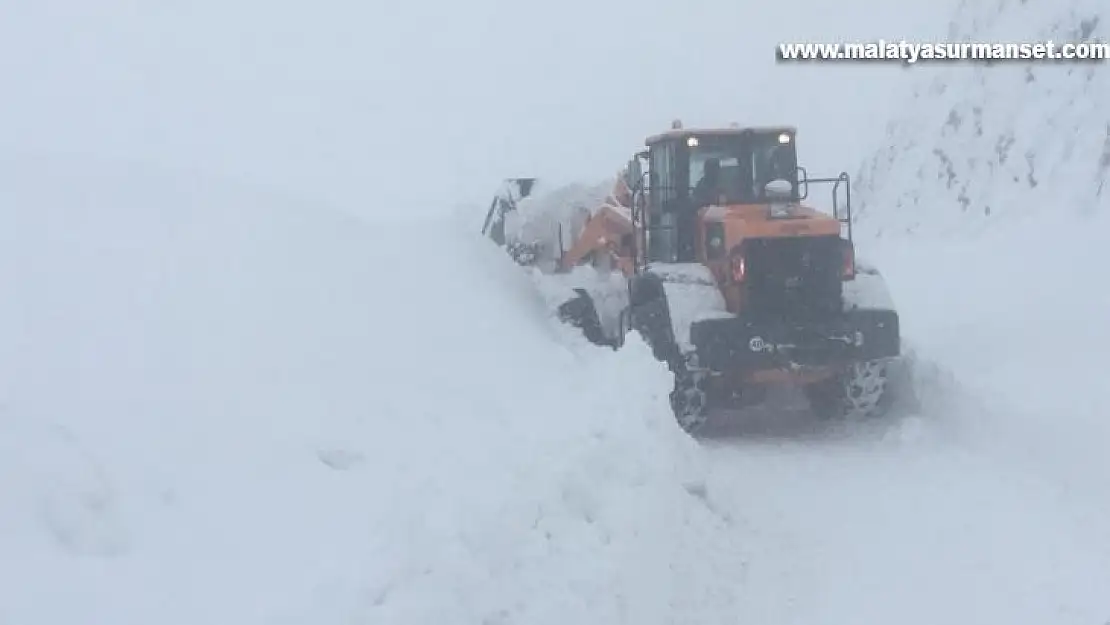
top-left (635, 125), bottom-right (802, 263)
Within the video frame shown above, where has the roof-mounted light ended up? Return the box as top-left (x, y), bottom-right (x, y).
top-left (778, 133), bottom-right (791, 144)
top-left (671, 119), bottom-right (683, 129)
top-left (686, 136), bottom-right (699, 147)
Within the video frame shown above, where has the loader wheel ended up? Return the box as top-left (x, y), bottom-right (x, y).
top-left (669, 360), bottom-right (709, 434)
top-left (804, 360), bottom-right (889, 421)
top-left (626, 273), bottom-right (708, 434)
top-left (628, 274), bottom-right (681, 364)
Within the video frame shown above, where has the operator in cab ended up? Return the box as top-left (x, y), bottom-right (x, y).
top-left (692, 157), bottom-right (721, 208)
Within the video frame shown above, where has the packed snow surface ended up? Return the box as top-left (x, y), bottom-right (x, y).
top-left (4, 153), bottom-right (1110, 622)
top-left (0, 156), bottom-right (747, 624)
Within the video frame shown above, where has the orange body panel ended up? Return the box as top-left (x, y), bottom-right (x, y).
top-left (698, 203), bottom-right (842, 314)
top-left (559, 195), bottom-right (843, 296)
top-left (557, 204), bottom-right (634, 272)
top-left (704, 203), bottom-right (841, 238)
top-left (556, 177), bottom-right (637, 273)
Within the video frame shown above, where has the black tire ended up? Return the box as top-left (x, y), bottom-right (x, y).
top-left (625, 275), bottom-right (709, 434)
top-left (804, 359), bottom-right (890, 420)
top-left (627, 273), bottom-right (680, 364)
top-left (669, 364), bottom-right (710, 434)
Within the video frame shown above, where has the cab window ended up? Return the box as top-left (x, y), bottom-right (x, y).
top-left (688, 134), bottom-right (799, 204)
top-left (650, 141), bottom-right (677, 202)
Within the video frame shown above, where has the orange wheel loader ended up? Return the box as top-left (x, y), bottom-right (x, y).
top-left (485, 121), bottom-right (909, 434)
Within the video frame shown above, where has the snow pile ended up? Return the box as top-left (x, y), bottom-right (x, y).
top-left (503, 176), bottom-right (627, 271)
top-left (0, 156), bottom-right (745, 624)
top-left (530, 264), bottom-right (631, 342)
top-left (494, 177), bottom-right (638, 343)
top-left (854, 0), bottom-right (1109, 239)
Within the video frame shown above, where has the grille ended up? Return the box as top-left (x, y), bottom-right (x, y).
top-left (743, 235), bottom-right (843, 321)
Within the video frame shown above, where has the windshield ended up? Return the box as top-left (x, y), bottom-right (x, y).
top-left (688, 134), bottom-right (798, 205)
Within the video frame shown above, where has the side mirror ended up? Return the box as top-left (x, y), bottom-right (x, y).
top-left (796, 166), bottom-right (809, 199)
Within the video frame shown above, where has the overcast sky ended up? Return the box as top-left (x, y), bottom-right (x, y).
top-left (0, 0), bottom-right (960, 220)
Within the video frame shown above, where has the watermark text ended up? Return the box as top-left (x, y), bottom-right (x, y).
top-left (777, 40), bottom-right (1109, 63)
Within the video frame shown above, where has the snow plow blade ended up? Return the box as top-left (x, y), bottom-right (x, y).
top-left (689, 308), bottom-right (899, 372)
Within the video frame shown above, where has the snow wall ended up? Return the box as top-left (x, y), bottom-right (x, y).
top-left (852, 0), bottom-right (1110, 496)
top-left (0, 155), bottom-right (746, 624)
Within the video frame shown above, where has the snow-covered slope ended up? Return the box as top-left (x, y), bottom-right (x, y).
top-left (855, 0), bottom-right (1109, 238)
top-left (797, 0), bottom-right (1110, 619)
top-left (0, 156), bottom-right (747, 624)
top-left (812, 203), bottom-right (1110, 623)
top-left (852, 0), bottom-right (1110, 457)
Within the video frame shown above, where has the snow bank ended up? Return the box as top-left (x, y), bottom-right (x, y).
top-left (0, 155), bottom-right (744, 624)
top-left (852, 0), bottom-right (1110, 504)
top-left (863, 208), bottom-right (1110, 486)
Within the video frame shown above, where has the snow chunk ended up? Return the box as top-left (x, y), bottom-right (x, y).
top-left (647, 262), bottom-right (718, 286)
top-left (531, 264), bottom-right (630, 342)
top-left (503, 177), bottom-right (625, 272)
top-left (843, 257), bottom-right (896, 311)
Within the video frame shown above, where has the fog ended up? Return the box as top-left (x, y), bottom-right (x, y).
top-left (0, 0), bottom-right (959, 219)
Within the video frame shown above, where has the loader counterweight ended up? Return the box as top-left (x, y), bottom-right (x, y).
top-left (688, 308), bottom-right (900, 372)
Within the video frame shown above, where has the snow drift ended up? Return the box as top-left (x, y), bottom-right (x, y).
top-left (0, 155), bottom-right (745, 624)
top-left (852, 0), bottom-right (1110, 441)
top-left (848, 0), bottom-right (1110, 585)
top-left (834, 190), bottom-right (1110, 624)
